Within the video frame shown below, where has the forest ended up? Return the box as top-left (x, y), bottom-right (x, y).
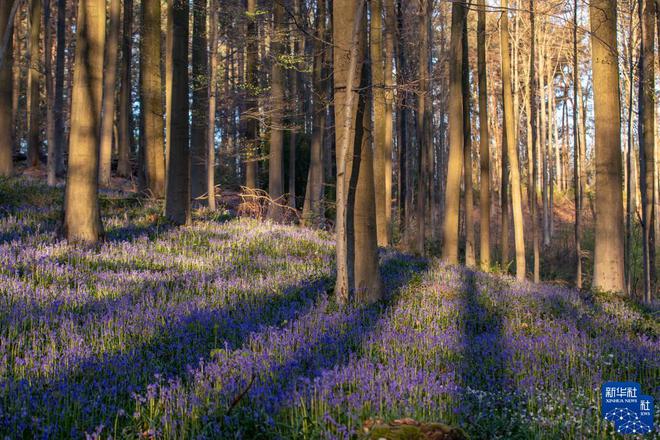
top-left (0, 0), bottom-right (658, 438)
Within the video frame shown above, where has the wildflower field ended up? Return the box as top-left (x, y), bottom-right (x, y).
top-left (0, 178), bottom-right (658, 439)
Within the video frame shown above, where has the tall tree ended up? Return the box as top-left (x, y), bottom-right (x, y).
top-left (63, 0), bottom-right (105, 243)
top-left (165, 0), bottom-right (190, 225)
top-left (530, 0), bottom-right (540, 282)
top-left (140, 0), bottom-right (165, 197)
top-left (51, 0), bottom-right (66, 179)
top-left (117, 0), bottom-right (133, 177)
top-left (383, 0), bottom-right (394, 243)
top-left (267, 0), bottom-right (285, 219)
top-left (302, 0), bottom-right (327, 225)
top-left (639, 0), bottom-right (656, 301)
top-left (477, 0), bottom-right (490, 270)
top-left (99, 0), bottom-right (121, 187)
top-left (500, 0), bottom-right (525, 280)
top-left (190, 0), bottom-right (208, 205)
top-left (207, 0), bottom-right (218, 211)
top-left (371, 0), bottom-right (388, 246)
top-left (589, 0), bottom-right (625, 292)
top-left (244, 0), bottom-right (258, 189)
top-left (0, 0), bottom-right (13, 177)
top-left (441, 1), bottom-right (465, 264)
top-left (573, 0), bottom-right (581, 288)
top-left (27, 0), bottom-right (42, 167)
top-left (334, 0), bottom-right (382, 304)
top-left (462, 6), bottom-right (475, 267)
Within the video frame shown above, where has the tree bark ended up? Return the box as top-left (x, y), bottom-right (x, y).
top-left (244, 0), bottom-right (258, 189)
top-left (441, 1), bottom-right (465, 265)
top-left (140, 0), bottom-right (165, 197)
top-left (64, 0), bottom-right (104, 243)
top-left (477, 0), bottom-right (490, 270)
top-left (573, 0), bottom-right (582, 288)
top-left (117, 0), bottom-right (132, 177)
top-left (501, 0), bottom-right (525, 280)
top-left (165, 0), bottom-right (190, 225)
top-left (0, 0), bottom-right (12, 177)
top-left (529, 0), bottom-right (540, 282)
top-left (190, 0), bottom-right (208, 205)
top-left (589, 0), bottom-right (625, 293)
top-left (333, 0), bottom-right (382, 304)
top-left (462, 8), bottom-right (475, 267)
top-left (207, 0), bottom-right (217, 211)
top-left (27, 0), bottom-right (42, 167)
top-left (267, 0), bottom-right (285, 219)
top-left (98, 0), bottom-right (120, 187)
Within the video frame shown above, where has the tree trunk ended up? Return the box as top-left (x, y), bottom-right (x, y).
top-left (165, 0), bottom-right (190, 225)
top-left (287, 0), bottom-right (300, 209)
top-left (302, 0), bottom-right (327, 225)
top-left (117, 0), bottom-right (132, 177)
top-left (462, 9), bottom-right (475, 267)
top-left (371, 0), bottom-right (388, 246)
top-left (140, 0), bottom-right (165, 197)
top-left (267, 0), bottom-right (285, 219)
top-left (98, 0), bottom-right (120, 187)
top-left (573, 0), bottom-right (582, 288)
top-left (64, 0), bottom-right (104, 243)
top-left (383, 0), bottom-right (394, 244)
top-left (27, 0), bottom-right (42, 168)
top-left (207, 1), bottom-right (217, 211)
top-left (333, 0), bottom-right (382, 304)
top-left (477, 0), bottom-right (490, 270)
top-left (0, 0), bottom-right (12, 177)
top-left (244, 0), bottom-right (258, 189)
top-left (441, 1), bottom-right (465, 265)
top-left (639, 0), bottom-right (656, 302)
top-left (190, 0), bottom-right (209, 205)
top-left (589, 0), bottom-right (625, 293)
top-left (530, 0), bottom-right (540, 282)
top-left (501, 0), bottom-right (525, 280)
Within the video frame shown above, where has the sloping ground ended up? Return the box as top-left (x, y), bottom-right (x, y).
top-left (0, 178), bottom-right (657, 439)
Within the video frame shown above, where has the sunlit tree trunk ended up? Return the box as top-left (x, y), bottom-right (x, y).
top-left (64, 0), bottom-right (105, 243)
top-left (334, 0), bottom-right (382, 304)
top-left (165, 0), bottom-right (190, 225)
top-left (639, 0), bottom-right (656, 301)
top-left (501, 0), bottom-right (525, 280)
top-left (27, 0), bottom-right (42, 168)
top-left (99, 0), bottom-right (120, 187)
top-left (207, 1), bottom-right (217, 211)
top-left (0, 0), bottom-right (13, 177)
top-left (589, 0), bottom-right (625, 293)
top-left (530, 0), bottom-right (540, 282)
top-left (117, 0), bottom-right (132, 177)
top-left (267, 0), bottom-right (285, 219)
top-left (140, 0), bottom-right (165, 197)
top-left (573, 0), bottom-right (581, 288)
top-left (477, 0), bottom-right (490, 270)
top-left (287, 0), bottom-right (300, 209)
top-left (441, 1), bottom-right (465, 264)
top-left (191, 0), bottom-right (208, 205)
top-left (462, 13), bottom-right (475, 267)
top-left (383, 0), bottom-right (394, 244)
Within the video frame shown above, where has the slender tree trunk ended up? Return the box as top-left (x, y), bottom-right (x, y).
top-left (267, 0), bottom-right (285, 219)
top-left (501, 0), bottom-right (525, 280)
top-left (98, 0), bottom-right (120, 187)
top-left (165, 0), bottom-right (190, 225)
top-left (244, 0), bottom-right (258, 189)
top-left (165, 0), bottom-right (173, 176)
top-left (207, 1), bottom-right (217, 211)
top-left (383, 0), bottom-right (394, 244)
top-left (530, 0), bottom-right (540, 282)
top-left (334, 0), bottom-right (382, 304)
top-left (573, 0), bottom-right (582, 288)
top-left (287, 0), bottom-right (299, 209)
top-left (371, 0), bottom-right (388, 246)
top-left (64, 0), bottom-right (104, 243)
top-left (477, 0), bottom-right (490, 270)
top-left (117, 0), bottom-right (132, 177)
top-left (462, 12), bottom-right (475, 267)
top-left (190, 0), bottom-right (209, 205)
top-left (51, 0), bottom-right (65, 177)
top-left (639, 0), bottom-right (656, 301)
top-left (501, 127), bottom-right (510, 267)
top-left (625, 6), bottom-right (635, 295)
top-left (302, 0), bottom-right (327, 225)
top-left (589, 0), bottom-right (626, 293)
top-left (441, 1), bottom-right (465, 264)
top-left (27, 0), bottom-right (42, 167)
top-left (140, 0), bottom-right (165, 197)
top-left (0, 0), bottom-right (12, 177)
top-left (44, 0), bottom-right (55, 185)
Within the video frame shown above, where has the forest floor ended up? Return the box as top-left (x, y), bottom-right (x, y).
top-left (0, 176), bottom-right (658, 439)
